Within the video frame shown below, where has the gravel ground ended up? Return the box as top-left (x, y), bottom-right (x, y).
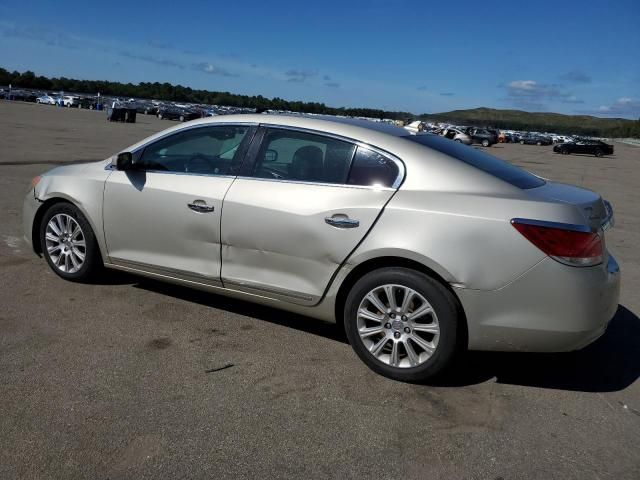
top-left (1, 100), bottom-right (639, 479)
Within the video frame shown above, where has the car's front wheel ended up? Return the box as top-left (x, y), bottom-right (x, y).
top-left (40, 202), bottom-right (102, 282)
top-left (344, 268), bottom-right (460, 382)
top-left (482, 139), bottom-right (490, 147)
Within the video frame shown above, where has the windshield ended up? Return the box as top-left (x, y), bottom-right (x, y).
top-left (403, 134), bottom-right (546, 189)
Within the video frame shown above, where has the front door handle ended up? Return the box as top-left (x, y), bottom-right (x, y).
top-left (188, 200), bottom-right (215, 213)
top-left (325, 215), bottom-right (360, 229)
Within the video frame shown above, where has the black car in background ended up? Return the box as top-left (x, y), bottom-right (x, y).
top-left (520, 134), bottom-right (553, 146)
top-left (157, 106), bottom-right (202, 122)
top-left (553, 139), bottom-right (614, 157)
top-left (465, 127), bottom-right (498, 147)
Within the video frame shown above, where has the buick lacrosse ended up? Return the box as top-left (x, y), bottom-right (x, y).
top-left (23, 115), bottom-right (620, 381)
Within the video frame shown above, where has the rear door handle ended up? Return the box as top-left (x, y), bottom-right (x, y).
top-left (188, 200), bottom-right (215, 213)
top-left (325, 215), bottom-right (360, 229)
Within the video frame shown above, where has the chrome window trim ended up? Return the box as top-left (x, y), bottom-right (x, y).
top-left (234, 175), bottom-right (396, 192)
top-left (258, 123), bottom-right (406, 189)
top-left (510, 218), bottom-right (592, 233)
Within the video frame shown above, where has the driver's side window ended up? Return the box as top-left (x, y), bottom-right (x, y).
top-left (138, 126), bottom-right (249, 175)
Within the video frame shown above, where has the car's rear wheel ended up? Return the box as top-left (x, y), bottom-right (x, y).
top-left (344, 268), bottom-right (459, 382)
top-left (595, 149), bottom-right (603, 157)
top-left (536, 141), bottom-right (542, 146)
top-left (454, 138), bottom-right (462, 143)
top-left (520, 140), bottom-right (525, 145)
top-left (158, 113), bottom-right (163, 120)
top-left (40, 203), bottom-right (102, 282)
top-left (179, 115), bottom-right (185, 122)
top-left (482, 139), bottom-right (490, 147)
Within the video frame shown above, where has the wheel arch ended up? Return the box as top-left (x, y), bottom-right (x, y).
top-left (333, 255), bottom-right (468, 349)
top-left (31, 196), bottom-right (104, 262)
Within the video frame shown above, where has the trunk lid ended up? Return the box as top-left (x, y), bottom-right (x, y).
top-left (527, 181), bottom-right (613, 231)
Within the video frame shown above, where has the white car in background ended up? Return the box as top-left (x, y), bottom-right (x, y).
top-left (36, 94), bottom-right (57, 105)
top-left (62, 96), bottom-right (78, 107)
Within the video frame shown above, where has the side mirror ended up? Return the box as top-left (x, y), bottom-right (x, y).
top-left (116, 152), bottom-right (133, 170)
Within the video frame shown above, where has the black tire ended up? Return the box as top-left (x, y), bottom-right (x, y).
top-left (561, 148), bottom-right (569, 155)
top-left (39, 202), bottom-right (102, 282)
top-left (481, 139), bottom-right (489, 147)
top-left (536, 141), bottom-right (541, 146)
top-left (520, 140), bottom-right (525, 145)
top-left (158, 113), bottom-right (163, 120)
top-left (595, 149), bottom-right (603, 157)
top-left (344, 267), bottom-right (460, 383)
top-left (454, 138), bottom-right (462, 143)
top-left (179, 115), bottom-right (185, 122)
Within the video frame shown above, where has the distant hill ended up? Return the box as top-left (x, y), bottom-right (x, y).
top-left (419, 107), bottom-right (639, 137)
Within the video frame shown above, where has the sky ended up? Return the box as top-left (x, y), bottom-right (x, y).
top-left (0, 0), bottom-right (639, 118)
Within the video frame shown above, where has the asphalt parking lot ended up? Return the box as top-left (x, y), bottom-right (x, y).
top-left (1, 101), bottom-right (639, 479)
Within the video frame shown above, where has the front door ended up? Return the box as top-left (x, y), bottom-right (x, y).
top-left (220, 127), bottom-right (403, 305)
top-left (103, 124), bottom-right (253, 284)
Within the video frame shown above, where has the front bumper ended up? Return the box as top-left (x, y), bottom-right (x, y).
top-left (456, 253), bottom-right (621, 352)
top-left (23, 189), bottom-right (41, 253)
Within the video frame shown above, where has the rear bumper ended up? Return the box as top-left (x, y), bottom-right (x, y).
top-left (456, 254), bottom-right (621, 352)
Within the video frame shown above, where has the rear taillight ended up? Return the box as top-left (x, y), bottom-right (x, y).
top-left (511, 219), bottom-right (603, 267)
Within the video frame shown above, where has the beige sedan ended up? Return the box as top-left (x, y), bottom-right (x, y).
top-left (23, 114), bottom-right (620, 382)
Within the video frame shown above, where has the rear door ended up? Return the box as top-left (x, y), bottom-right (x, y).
top-left (220, 126), bottom-right (404, 305)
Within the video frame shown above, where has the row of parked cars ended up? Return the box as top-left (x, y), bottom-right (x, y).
top-left (2, 89), bottom-right (256, 121)
top-left (404, 121), bottom-right (614, 156)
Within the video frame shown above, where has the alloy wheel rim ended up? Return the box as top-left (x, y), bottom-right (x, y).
top-left (45, 214), bottom-right (86, 274)
top-left (356, 284), bottom-right (440, 369)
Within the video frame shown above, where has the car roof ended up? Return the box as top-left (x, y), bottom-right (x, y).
top-left (125, 113), bottom-right (414, 154)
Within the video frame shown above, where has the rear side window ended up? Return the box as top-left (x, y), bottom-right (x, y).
top-left (404, 134), bottom-right (545, 189)
top-left (347, 147), bottom-right (400, 188)
top-left (252, 129), bottom-right (356, 184)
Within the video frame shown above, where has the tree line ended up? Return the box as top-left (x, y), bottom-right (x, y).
top-left (2, 67), bottom-right (638, 138)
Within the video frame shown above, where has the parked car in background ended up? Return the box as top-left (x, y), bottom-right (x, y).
top-left (61, 96), bottom-right (78, 107)
top-left (465, 127), bottom-right (498, 147)
top-left (520, 134), bottom-right (553, 146)
top-left (403, 120), bottom-right (430, 133)
top-left (442, 127), bottom-right (472, 145)
top-left (36, 94), bottom-right (57, 105)
top-left (487, 129), bottom-right (505, 143)
top-left (553, 139), bottom-right (614, 157)
top-left (157, 106), bottom-right (202, 122)
top-left (22, 114), bottom-right (620, 382)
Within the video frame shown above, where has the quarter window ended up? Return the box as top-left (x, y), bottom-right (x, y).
top-left (252, 129), bottom-right (356, 183)
top-left (138, 126), bottom-right (250, 175)
top-left (347, 147), bottom-right (400, 188)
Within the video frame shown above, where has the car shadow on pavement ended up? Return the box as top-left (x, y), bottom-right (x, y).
top-left (133, 278), bottom-right (348, 343)
top-left (436, 305), bottom-right (640, 392)
top-left (132, 275), bottom-right (639, 393)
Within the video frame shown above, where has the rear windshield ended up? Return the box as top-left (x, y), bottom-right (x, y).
top-left (403, 134), bottom-right (546, 189)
